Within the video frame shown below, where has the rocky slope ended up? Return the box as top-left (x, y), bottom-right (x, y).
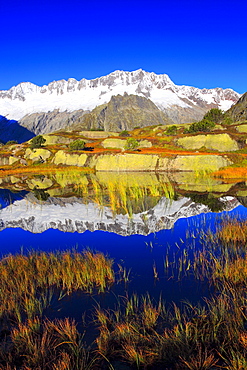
top-left (0, 69), bottom-right (240, 129)
top-left (19, 109), bottom-right (88, 135)
top-left (225, 92), bottom-right (247, 122)
top-left (69, 93), bottom-right (172, 132)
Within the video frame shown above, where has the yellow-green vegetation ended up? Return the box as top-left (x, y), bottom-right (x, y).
top-left (177, 133), bottom-right (239, 152)
top-left (88, 171), bottom-right (175, 215)
top-left (169, 154), bottom-right (232, 172)
top-left (216, 219), bottom-right (247, 245)
top-left (234, 123), bottom-right (247, 133)
top-left (69, 139), bottom-right (86, 151)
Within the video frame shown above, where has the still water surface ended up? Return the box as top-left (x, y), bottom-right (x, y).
top-left (0, 171), bottom-right (247, 335)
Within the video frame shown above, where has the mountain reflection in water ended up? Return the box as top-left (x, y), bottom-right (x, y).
top-left (0, 171), bottom-right (243, 236)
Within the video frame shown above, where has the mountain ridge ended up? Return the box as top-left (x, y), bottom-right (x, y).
top-left (0, 69), bottom-right (241, 125)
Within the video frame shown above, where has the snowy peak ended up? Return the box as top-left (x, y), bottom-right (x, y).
top-left (0, 69), bottom-right (241, 122)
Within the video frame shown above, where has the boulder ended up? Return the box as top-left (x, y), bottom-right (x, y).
top-left (88, 152), bottom-right (232, 172)
top-left (25, 148), bottom-right (52, 162)
top-left (53, 150), bottom-right (88, 167)
top-left (10, 176), bottom-right (21, 184)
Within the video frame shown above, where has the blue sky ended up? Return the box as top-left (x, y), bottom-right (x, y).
top-left (1, 0), bottom-right (247, 93)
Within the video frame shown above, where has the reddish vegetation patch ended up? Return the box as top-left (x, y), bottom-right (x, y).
top-left (214, 167), bottom-right (247, 180)
top-left (139, 147), bottom-right (219, 156)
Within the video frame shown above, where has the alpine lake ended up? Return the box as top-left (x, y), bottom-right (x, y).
top-left (0, 169), bottom-right (247, 369)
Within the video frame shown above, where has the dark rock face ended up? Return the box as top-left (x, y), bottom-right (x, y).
top-left (226, 92), bottom-right (247, 122)
top-left (0, 116), bottom-right (35, 143)
top-left (70, 94), bottom-right (173, 132)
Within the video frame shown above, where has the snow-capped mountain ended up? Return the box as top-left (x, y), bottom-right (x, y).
top-left (0, 69), bottom-right (241, 124)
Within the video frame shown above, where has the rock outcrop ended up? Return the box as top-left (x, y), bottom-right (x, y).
top-left (177, 134), bottom-right (239, 152)
top-left (53, 150), bottom-right (87, 166)
top-left (25, 148), bottom-right (52, 162)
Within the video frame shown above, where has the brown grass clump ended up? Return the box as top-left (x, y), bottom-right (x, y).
top-left (216, 219), bottom-right (247, 245)
top-left (3, 316), bottom-right (98, 369)
top-left (0, 250), bottom-right (114, 322)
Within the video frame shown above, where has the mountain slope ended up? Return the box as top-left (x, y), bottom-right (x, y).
top-left (19, 109), bottom-right (88, 135)
top-left (225, 92), bottom-right (247, 122)
top-left (70, 93), bottom-right (172, 132)
top-left (0, 70), bottom-right (240, 125)
top-left (0, 116), bottom-right (35, 143)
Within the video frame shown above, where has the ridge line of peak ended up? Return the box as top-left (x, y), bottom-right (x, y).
top-left (0, 69), bottom-right (240, 94)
